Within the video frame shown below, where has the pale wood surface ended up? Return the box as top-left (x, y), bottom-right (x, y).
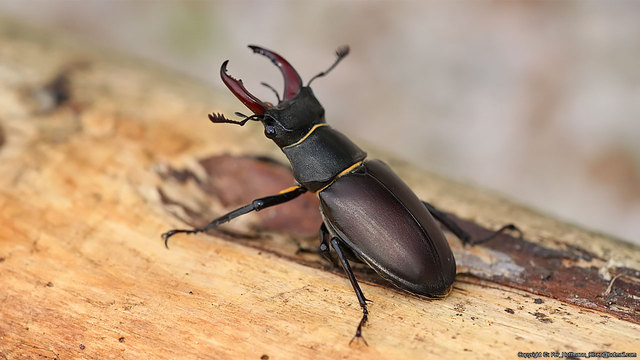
top-left (1, 18), bottom-right (639, 360)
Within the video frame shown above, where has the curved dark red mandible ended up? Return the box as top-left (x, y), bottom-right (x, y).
top-left (219, 46), bottom-right (303, 115)
top-left (248, 45), bottom-right (303, 101)
top-left (220, 60), bottom-right (267, 115)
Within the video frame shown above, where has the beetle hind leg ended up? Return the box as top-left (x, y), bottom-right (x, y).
top-left (330, 237), bottom-right (370, 346)
top-left (422, 201), bottom-right (523, 245)
top-left (470, 223), bottom-right (522, 245)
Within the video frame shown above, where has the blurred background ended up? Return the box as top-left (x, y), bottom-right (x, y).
top-left (1, 1), bottom-right (637, 244)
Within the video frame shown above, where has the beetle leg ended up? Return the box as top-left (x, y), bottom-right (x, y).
top-left (422, 201), bottom-right (522, 246)
top-left (330, 237), bottom-right (370, 346)
top-left (162, 186), bottom-right (307, 248)
top-left (295, 224), bottom-right (343, 268)
top-left (422, 201), bottom-right (471, 243)
top-left (315, 223), bottom-right (333, 264)
top-left (467, 224), bottom-right (523, 245)
top-left (294, 223), bottom-right (331, 259)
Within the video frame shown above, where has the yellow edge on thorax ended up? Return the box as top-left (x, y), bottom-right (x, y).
top-left (282, 123), bottom-right (329, 149)
top-left (314, 160), bottom-right (365, 194)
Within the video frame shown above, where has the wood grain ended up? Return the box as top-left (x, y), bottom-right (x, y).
top-left (0, 18), bottom-right (638, 359)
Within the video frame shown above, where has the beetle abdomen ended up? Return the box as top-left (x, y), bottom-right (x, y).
top-left (318, 160), bottom-right (456, 296)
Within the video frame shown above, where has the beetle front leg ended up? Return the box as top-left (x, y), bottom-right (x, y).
top-left (422, 201), bottom-right (522, 245)
top-left (330, 237), bottom-right (370, 346)
top-left (162, 186), bottom-right (307, 248)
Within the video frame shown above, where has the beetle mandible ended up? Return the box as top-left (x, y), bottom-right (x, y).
top-left (162, 45), bottom-right (520, 344)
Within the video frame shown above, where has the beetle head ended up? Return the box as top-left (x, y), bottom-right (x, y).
top-left (211, 45), bottom-right (348, 148)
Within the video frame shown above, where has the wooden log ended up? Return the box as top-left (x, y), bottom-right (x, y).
top-left (0, 18), bottom-right (638, 359)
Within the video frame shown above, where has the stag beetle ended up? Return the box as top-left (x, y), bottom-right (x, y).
top-left (162, 45), bottom-right (520, 344)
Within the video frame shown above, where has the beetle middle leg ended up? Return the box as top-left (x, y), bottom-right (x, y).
top-left (422, 201), bottom-right (522, 245)
top-left (317, 223), bottom-right (343, 267)
top-left (294, 223), bottom-right (334, 261)
top-left (330, 237), bottom-right (370, 346)
top-left (162, 186), bottom-right (307, 248)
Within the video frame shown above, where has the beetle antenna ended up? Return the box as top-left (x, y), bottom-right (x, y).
top-left (208, 112), bottom-right (262, 126)
top-left (307, 45), bottom-right (350, 86)
top-left (260, 82), bottom-right (281, 103)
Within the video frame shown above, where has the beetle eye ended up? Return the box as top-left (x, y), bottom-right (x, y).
top-left (264, 124), bottom-right (276, 138)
